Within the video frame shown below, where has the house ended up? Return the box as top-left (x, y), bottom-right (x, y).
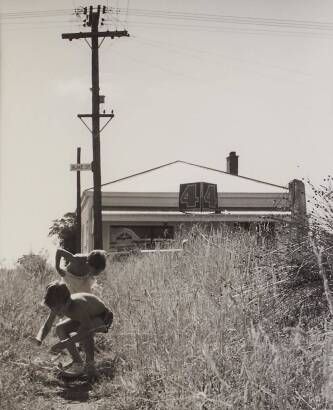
top-left (81, 152), bottom-right (305, 253)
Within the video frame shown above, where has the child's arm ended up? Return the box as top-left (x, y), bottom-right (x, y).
top-left (34, 311), bottom-right (57, 345)
top-left (55, 248), bottom-right (74, 277)
top-left (50, 325), bottom-right (108, 353)
top-left (50, 309), bottom-right (95, 354)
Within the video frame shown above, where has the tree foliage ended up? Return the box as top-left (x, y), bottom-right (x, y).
top-left (48, 212), bottom-right (77, 253)
top-left (17, 252), bottom-right (47, 274)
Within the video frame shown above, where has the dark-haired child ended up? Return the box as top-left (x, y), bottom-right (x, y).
top-left (34, 281), bottom-right (113, 377)
top-left (55, 248), bottom-right (106, 294)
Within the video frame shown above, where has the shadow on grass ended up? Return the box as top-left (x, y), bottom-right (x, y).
top-left (55, 358), bottom-right (117, 403)
top-left (57, 380), bottom-right (92, 402)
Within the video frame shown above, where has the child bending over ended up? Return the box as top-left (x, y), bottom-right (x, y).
top-left (55, 248), bottom-right (106, 294)
top-left (34, 281), bottom-right (113, 377)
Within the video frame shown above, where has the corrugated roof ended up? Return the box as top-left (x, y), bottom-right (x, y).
top-left (86, 160), bottom-right (288, 194)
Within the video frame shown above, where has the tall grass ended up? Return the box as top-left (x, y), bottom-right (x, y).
top-left (99, 231), bottom-right (327, 409)
top-left (1, 227), bottom-right (330, 409)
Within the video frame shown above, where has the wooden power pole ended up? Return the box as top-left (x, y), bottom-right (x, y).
top-left (76, 147), bottom-right (82, 253)
top-left (70, 150), bottom-right (93, 252)
top-left (62, 5), bottom-right (129, 249)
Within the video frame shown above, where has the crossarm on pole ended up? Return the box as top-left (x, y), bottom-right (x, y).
top-left (62, 30), bottom-right (129, 40)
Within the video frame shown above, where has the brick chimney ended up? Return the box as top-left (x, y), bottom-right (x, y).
top-left (226, 151), bottom-right (239, 175)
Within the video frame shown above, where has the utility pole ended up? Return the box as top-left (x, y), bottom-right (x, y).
top-left (70, 151), bottom-right (93, 252)
top-left (62, 5), bottom-right (129, 249)
top-left (76, 147), bottom-right (82, 253)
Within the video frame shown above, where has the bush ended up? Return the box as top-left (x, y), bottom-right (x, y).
top-left (266, 176), bottom-right (333, 327)
top-left (16, 251), bottom-right (53, 283)
top-left (48, 212), bottom-right (77, 253)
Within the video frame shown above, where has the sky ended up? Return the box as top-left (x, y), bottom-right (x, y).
top-left (1, 0), bottom-right (333, 265)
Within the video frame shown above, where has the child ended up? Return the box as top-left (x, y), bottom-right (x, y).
top-left (34, 280), bottom-right (113, 377)
top-left (55, 248), bottom-right (106, 294)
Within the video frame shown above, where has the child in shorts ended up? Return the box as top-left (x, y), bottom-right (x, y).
top-left (55, 248), bottom-right (106, 294)
top-left (34, 280), bottom-right (113, 377)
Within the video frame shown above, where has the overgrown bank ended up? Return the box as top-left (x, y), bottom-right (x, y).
top-left (1, 225), bottom-right (332, 409)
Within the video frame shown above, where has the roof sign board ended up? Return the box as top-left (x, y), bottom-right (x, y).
top-left (70, 163), bottom-right (92, 171)
top-left (179, 182), bottom-right (218, 212)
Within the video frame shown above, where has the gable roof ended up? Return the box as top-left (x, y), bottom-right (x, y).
top-left (87, 160), bottom-right (288, 194)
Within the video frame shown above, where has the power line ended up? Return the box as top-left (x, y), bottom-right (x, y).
top-left (2, 7), bottom-right (333, 32)
top-left (110, 46), bottom-right (206, 82)
top-left (114, 7), bottom-right (333, 30)
top-left (113, 20), bottom-right (333, 39)
top-left (117, 18), bottom-right (333, 32)
top-left (4, 17), bottom-right (333, 39)
top-left (3, 7), bottom-right (333, 39)
top-left (131, 35), bottom-right (311, 78)
top-left (0, 9), bottom-right (74, 19)
top-left (1, 20), bottom-right (80, 25)
top-left (125, 0), bottom-right (130, 25)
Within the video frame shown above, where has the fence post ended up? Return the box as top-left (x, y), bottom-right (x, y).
top-left (288, 179), bottom-right (307, 253)
top-left (289, 179), bottom-right (306, 220)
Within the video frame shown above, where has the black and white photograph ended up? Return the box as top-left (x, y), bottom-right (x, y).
top-left (0, 1), bottom-right (333, 408)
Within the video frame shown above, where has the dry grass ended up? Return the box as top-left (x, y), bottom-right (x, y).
top-left (0, 229), bottom-right (332, 409)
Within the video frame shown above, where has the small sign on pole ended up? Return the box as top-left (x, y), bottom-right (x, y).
top-left (70, 163), bottom-right (92, 171)
top-left (179, 182), bottom-right (218, 212)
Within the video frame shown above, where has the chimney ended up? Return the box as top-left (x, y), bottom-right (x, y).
top-left (226, 151), bottom-right (239, 175)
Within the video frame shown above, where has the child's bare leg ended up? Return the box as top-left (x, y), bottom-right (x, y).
top-left (82, 335), bottom-right (96, 376)
top-left (56, 319), bottom-right (82, 364)
top-left (83, 335), bottom-right (94, 363)
top-left (81, 316), bottom-right (105, 376)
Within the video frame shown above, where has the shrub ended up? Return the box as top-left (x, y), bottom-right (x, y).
top-left (48, 212), bottom-right (77, 253)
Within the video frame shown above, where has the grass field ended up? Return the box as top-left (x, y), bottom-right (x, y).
top-left (0, 226), bottom-right (332, 409)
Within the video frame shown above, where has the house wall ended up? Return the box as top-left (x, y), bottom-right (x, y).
top-left (100, 191), bottom-right (289, 211)
top-left (102, 221), bottom-right (109, 252)
top-left (81, 180), bottom-right (303, 253)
